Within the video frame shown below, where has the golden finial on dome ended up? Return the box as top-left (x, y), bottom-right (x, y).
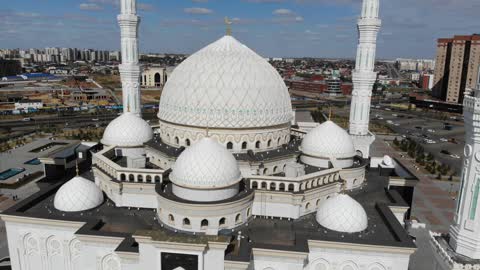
top-left (224, 17), bottom-right (232, 36)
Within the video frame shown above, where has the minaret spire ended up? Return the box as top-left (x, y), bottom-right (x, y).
top-left (449, 68), bottom-right (480, 259)
top-left (118, 0), bottom-right (142, 116)
top-left (348, 0), bottom-right (381, 158)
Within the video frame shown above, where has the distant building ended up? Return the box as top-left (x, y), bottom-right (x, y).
top-left (141, 67), bottom-right (174, 87)
top-left (326, 78), bottom-right (342, 96)
top-left (0, 59), bottom-right (22, 77)
top-left (419, 73), bottom-right (434, 90)
top-left (432, 34), bottom-right (480, 104)
top-left (396, 58), bottom-right (435, 71)
top-left (14, 100), bottom-right (43, 111)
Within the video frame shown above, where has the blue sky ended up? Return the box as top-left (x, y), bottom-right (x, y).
top-left (0, 0), bottom-right (479, 59)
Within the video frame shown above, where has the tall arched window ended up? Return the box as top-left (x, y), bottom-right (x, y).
top-left (267, 139), bottom-right (272, 147)
top-left (219, 217), bottom-right (226, 227)
top-left (242, 142), bottom-right (247, 149)
top-left (235, 214), bottom-right (241, 224)
top-left (201, 219), bottom-right (209, 229)
top-left (255, 141), bottom-right (260, 149)
top-left (183, 218), bottom-right (191, 227)
top-left (175, 137), bottom-right (179, 145)
top-left (185, 139), bottom-right (191, 146)
top-left (168, 214), bottom-right (174, 223)
top-left (227, 142), bottom-right (233, 150)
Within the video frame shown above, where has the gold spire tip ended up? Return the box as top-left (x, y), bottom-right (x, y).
top-left (224, 17), bottom-right (232, 36)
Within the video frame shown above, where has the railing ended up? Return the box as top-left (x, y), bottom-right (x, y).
top-left (248, 168), bottom-right (340, 192)
top-left (92, 146), bottom-right (167, 183)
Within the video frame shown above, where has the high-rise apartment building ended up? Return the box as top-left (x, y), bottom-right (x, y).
top-left (432, 34), bottom-right (480, 104)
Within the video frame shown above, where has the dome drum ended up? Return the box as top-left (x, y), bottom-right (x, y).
top-left (157, 186), bottom-right (254, 235)
top-left (300, 154), bottom-right (354, 169)
top-left (158, 118), bottom-right (291, 153)
top-left (172, 183), bottom-right (240, 202)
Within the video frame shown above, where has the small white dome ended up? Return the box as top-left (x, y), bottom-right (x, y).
top-left (170, 137), bottom-right (242, 189)
top-left (382, 155), bottom-right (393, 166)
top-left (301, 121), bottom-right (356, 159)
top-left (158, 35), bottom-right (293, 129)
top-left (102, 113), bottom-right (153, 147)
top-left (316, 194), bottom-right (368, 233)
top-left (54, 176), bottom-right (104, 212)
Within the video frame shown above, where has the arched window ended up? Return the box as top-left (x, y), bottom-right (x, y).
top-left (261, 182), bottom-right (267, 189)
top-left (168, 214), bottom-right (174, 223)
top-left (267, 139), bottom-right (272, 147)
top-left (146, 175), bottom-right (152, 183)
top-left (277, 137), bottom-right (281, 146)
top-left (255, 141), bottom-right (260, 149)
top-left (183, 218), bottom-right (191, 227)
top-left (175, 137), bottom-right (179, 145)
top-left (120, 174), bottom-right (126, 181)
top-left (316, 199), bottom-right (321, 206)
top-left (227, 142), bottom-right (233, 150)
top-left (201, 219), bottom-right (209, 229)
top-left (185, 139), bottom-right (191, 146)
top-left (306, 202), bottom-right (311, 210)
top-left (129, 174), bottom-right (135, 182)
top-left (154, 73), bottom-right (161, 87)
top-left (273, 166), bottom-right (278, 173)
top-left (279, 183), bottom-right (285, 191)
top-left (137, 175), bottom-right (143, 182)
top-left (252, 181), bottom-right (258, 189)
top-left (270, 182), bottom-right (276, 190)
top-left (235, 214), bottom-right (241, 224)
top-left (242, 142), bottom-right (247, 149)
top-left (154, 176), bottom-right (161, 183)
top-left (288, 184), bottom-right (295, 192)
top-left (247, 208), bottom-right (251, 217)
top-left (219, 217), bottom-right (226, 227)
top-left (263, 168), bottom-right (268, 175)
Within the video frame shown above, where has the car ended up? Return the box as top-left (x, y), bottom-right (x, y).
top-left (441, 150), bottom-right (451, 155)
top-left (92, 118), bottom-right (99, 121)
top-left (440, 138), bottom-right (448, 142)
top-left (394, 123), bottom-right (400, 126)
top-left (415, 126), bottom-right (422, 130)
top-left (427, 129), bottom-right (436, 133)
top-left (451, 154), bottom-right (461, 159)
top-left (22, 118), bottom-right (31, 121)
top-left (392, 114), bottom-right (398, 117)
top-left (378, 117), bottom-right (384, 120)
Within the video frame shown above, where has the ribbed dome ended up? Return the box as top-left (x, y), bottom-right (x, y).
top-left (301, 121), bottom-right (356, 159)
top-left (170, 137), bottom-right (242, 189)
top-left (54, 176), bottom-right (104, 212)
top-left (316, 194), bottom-right (368, 233)
top-left (158, 35), bottom-right (293, 128)
top-left (102, 113), bottom-right (153, 147)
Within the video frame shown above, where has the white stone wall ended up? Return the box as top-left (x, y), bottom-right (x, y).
top-left (3, 219), bottom-right (126, 270)
top-left (307, 245), bottom-right (410, 270)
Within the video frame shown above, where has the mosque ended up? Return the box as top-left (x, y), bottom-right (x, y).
top-left (0, 0), bottom-right (421, 270)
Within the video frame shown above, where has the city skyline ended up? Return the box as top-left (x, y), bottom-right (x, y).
top-left (0, 0), bottom-right (478, 59)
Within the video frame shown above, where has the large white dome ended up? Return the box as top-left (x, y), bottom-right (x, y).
top-left (316, 194), bottom-right (368, 233)
top-left (54, 176), bottom-right (104, 212)
top-left (102, 113), bottom-right (153, 147)
top-left (301, 121), bottom-right (356, 159)
top-left (158, 35), bottom-right (293, 129)
top-left (170, 137), bottom-right (242, 189)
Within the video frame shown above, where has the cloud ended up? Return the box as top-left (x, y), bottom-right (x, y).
top-left (138, 3), bottom-right (155, 11)
top-left (272, 9), bottom-right (295, 16)
top-left (184, 7), bottom-right (214, 14)
top-left (79, 3), bottom-right (104, 11)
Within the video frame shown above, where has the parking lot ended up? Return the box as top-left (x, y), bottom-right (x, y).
top-left (372, 109), bottom-right (464, 174)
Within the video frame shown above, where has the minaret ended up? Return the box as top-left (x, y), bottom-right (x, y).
top-left (348, 0), bottom-right (381, 158)
top-left (118, 0), bottom-right (141, 116)
top-left (449, 68), bottom-right (480, 259)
